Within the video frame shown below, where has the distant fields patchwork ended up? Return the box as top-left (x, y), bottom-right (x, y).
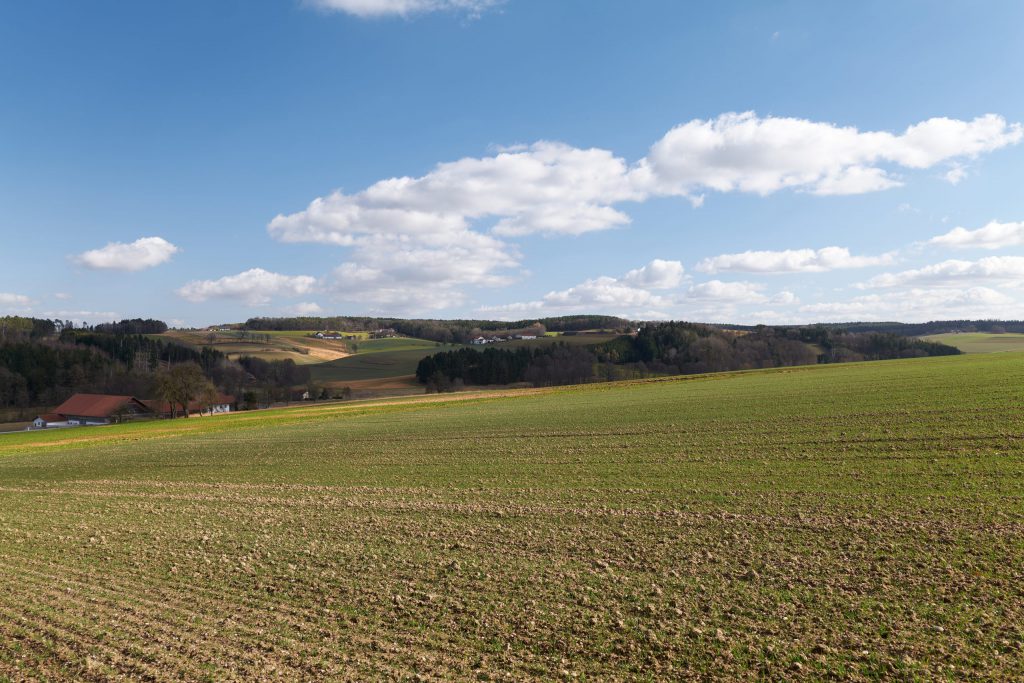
top-left (160, 330), bottom-right (352, 365)
top-left (921, 331), bottom-right (1024, 353)
top-left (1, 353), bottom-right (1023, 680)
top-left (309, 338), bottom-right (449, 384)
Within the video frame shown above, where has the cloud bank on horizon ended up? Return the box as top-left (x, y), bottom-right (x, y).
top-left (186, 110), bottom-right (1019, 321)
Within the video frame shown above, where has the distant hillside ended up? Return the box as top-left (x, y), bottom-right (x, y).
top-left (242, 315), bottom-right (633, 344)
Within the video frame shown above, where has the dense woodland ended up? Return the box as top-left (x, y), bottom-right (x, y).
top-left (0, 317), bottom-right (307, 411)
top-left (418, 322), bottom-right (960, 388)
top-left (416, 344), bottom-right (597, 390)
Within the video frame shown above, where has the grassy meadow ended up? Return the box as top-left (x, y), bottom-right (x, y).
top-left (1, 353), bottom-right (1023, 680)
top-left (309, 337), bottom-right (450, 384)
top-left (921, 331), bottom-right (1024, 353)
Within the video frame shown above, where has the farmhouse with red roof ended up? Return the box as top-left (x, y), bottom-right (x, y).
top-left (32, 394), bottom-right (152, 429)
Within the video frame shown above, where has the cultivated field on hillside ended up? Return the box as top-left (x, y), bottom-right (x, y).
top-left (1, 354), bottom-right (1023, 680)
top-left (309, 338), bottom-right (450, 384)
top-left (160, 330), bottom-right (352, 365)
top-left (921, 331), bottom-right (1024, 353)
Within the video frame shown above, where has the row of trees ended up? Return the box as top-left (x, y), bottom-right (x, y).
top-left (416, 344), bottom-right (598, 390)
top-left (601, 323), bottom-right (959, 375)
top-left (417, 322), bottom-right (962, 390)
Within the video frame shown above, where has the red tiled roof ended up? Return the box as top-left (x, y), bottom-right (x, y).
top-left (38, 413), bottom-right (64, 422)
top-left (51, 394), bottom-right (147, 419)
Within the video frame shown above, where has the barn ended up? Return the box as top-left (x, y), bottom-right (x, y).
top-left (33, 394), bottom-right (152, 428)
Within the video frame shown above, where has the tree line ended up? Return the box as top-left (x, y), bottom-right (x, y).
top-left (416, 344), bottom-right (598, 390)
top-left (243, 315), bottom-right (633, 345)
top-left (0, 318), bottom-right (314, 414)
top-left (416, 322), bottom-right (961, 389)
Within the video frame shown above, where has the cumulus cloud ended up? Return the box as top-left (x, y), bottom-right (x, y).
top-left (269, 111), bottom-right (1019, 311)
top-left (269, 142), bottom-right (640, 243)
top-left (636, 112), bottom-right (1020, 199)
top-left (697, 246), bottom-right (895, 274)
top-left (684, 280), bottom-right (767, 303)
top-left (177, 268), bottom-right (317, 305)
top-left (272, 114), bottom-right (1020, 246)
top-left (944, 164), bottom-right (968, 185)
top-left (859, 256), bottom-right (1024, 289)
top-left (770, 290), bottom-right (799, 305)
top-left (325, 230), bottom-right (520, 312)
top-left (74, 236), bottom-right (179, 271)
top-left (480, 259), bottom-right (684, 317)
top-left (622, 259), bottom-right (686, 289)
top-left (798, 287), bottom-right (1017, 322)
top-left (291, 302), bottom-right (324, 315)
top-left (306, 0), bottom-right (501, 18)
top-left (928, 220), bottom-right (1024, 250)
top-left (481, 261), bottom-right (800, 320)
top-left (0, 292), bottom-right (32, 307)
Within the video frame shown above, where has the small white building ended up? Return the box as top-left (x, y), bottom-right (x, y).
top-left (31, 413), bottom-right (71, 430)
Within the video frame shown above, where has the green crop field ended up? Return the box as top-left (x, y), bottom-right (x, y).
top-left (921, 332), bottom-right (1024, 353)
top-left (309, 338), bottom-right (452, 383)
top-left (1, 353), bottom-right (1023, 680)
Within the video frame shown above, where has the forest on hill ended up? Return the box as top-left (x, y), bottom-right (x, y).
top-left (417, 322), bottom-right (960, 389)
top-left (0, 317), bottom-right (311, 411)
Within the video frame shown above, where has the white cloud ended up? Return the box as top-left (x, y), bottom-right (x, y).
top-left (291, 302), bottom-right (324, 315)
top-left (770, 290), bottom-right (799, 305)
top-left (944, 163), bottom-right (968, 185)
top-left (177, 268), bottom-right (317, 305)
top-left (928, 220), bottom-right (1024, 250)
top-left (54, 292), bottom-right (72, 301)
top-left (269, 141), bottom-right (639, 243)
top-left (684, 280), bottom-right (767, 303)
top-left (697, 246), bottom-right (895, 274)
top-left (272, 113), bottom-right (1020, 246)
top-left (798, 287), bottom-right (1017, 322)
top-left (481, 259), bottom-right (683, 318)
top-left (74, 236), bottom-right (179, 271)
top-left (860, 256), bottom-right (1024, 289)
top-left (0, 293), bottom-right (32, 307)
top-left (325, 230), bottom-right (520, 312)
top-left (636, 112), bottom-right (1020, 199)
top-left (306, 0), bottom-right (501, 18)
top-left (269, 111), bottom-right (1020, 312)
top-left (622, 259), bottom-right (686, 289)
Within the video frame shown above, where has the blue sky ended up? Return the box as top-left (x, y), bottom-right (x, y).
top-left (2, 0), bottom-right (1023, 327)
